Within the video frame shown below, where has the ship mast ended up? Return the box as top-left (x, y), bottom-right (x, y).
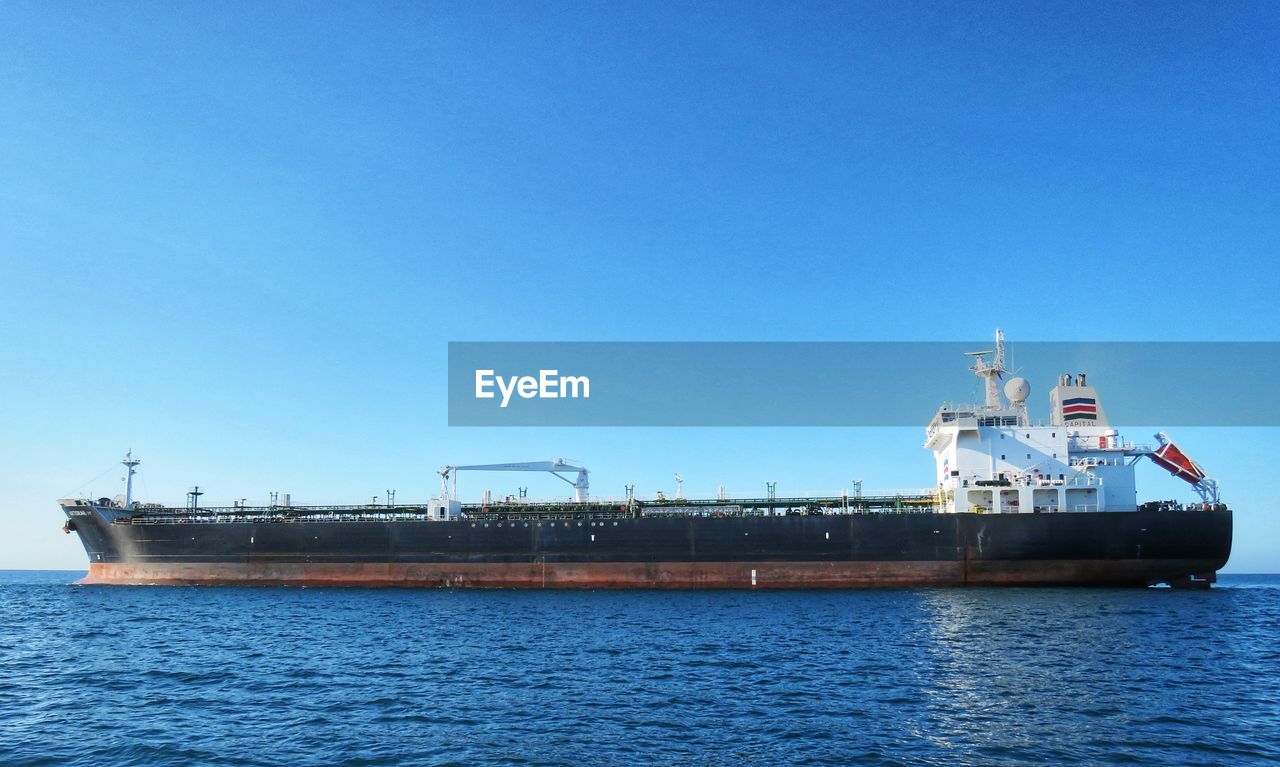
top-left (965, 328), bottom-right (1007, 409)
top-left (122, 450), bottom-right (140, 508)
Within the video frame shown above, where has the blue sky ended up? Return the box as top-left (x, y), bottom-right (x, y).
top-left (1, 1), bottom-right (1277, 570)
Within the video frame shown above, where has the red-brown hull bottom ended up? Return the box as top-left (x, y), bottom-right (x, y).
top-left (78, 560), bottom-right (1217, 588)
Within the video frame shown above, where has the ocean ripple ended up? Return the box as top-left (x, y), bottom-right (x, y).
top-left (0, 572), bottom-right (1278, 766)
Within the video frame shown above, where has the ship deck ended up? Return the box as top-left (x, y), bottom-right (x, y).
top-left (119, 494), bottom-right (942, 524)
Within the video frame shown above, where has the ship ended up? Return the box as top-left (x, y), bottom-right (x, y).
top-left (59, 331), bottom-right (1232, 588)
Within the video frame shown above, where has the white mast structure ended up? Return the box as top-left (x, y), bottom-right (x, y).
top-left (122, 450), bottom-right (140, 508)
top-left (964, 328), bottom-right (1007, 410)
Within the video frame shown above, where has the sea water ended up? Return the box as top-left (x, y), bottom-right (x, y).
top-left (1, 571), bottom-right (1277, 766)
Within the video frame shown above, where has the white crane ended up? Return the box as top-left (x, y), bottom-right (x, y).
top-left (439, 460), bottom-right (591, 502)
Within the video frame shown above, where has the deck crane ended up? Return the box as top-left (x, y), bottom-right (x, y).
top-left (439, 460), bottom-right (590, 502)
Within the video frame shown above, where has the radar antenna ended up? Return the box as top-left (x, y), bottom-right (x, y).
top-left (964, 329), bottom-right (1007, 409)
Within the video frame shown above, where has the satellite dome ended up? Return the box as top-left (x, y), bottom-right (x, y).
top-left (1004, 377), bottom-right (1031, 403)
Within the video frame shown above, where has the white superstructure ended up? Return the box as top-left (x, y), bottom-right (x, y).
top-left (925, 330), bottom-right (1217, 514)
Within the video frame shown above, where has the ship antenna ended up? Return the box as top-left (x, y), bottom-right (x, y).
top-left (964, 328), bottom-right (1007, 409)
top-left (122, 450), bottom-right (141, 509)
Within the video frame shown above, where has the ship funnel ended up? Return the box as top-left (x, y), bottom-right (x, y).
top-left (1049, 374), bottom-right (1108, 427)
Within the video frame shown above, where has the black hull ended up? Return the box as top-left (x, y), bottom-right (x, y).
top-left (64, 508), bottom-right (1232, 588)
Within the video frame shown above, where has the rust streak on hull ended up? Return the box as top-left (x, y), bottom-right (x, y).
top-left (79, 559), bottom-right (1216, 589)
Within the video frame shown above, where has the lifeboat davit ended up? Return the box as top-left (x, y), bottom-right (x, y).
top-left (1150, 432), bottom-right (1207, 485)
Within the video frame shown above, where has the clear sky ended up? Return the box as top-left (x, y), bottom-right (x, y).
top-left (2, 1), bottom-right (1277, 571)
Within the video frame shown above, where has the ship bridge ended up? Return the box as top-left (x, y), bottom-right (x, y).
top-left (924, 330), bottom-right (1220, 514)
top-left (928, 332), bottom-right (1133, 514)
top-left (926, 403), bottom-right (1022, 448)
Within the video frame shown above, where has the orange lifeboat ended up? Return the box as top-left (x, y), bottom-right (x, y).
top-left (1150, 432), bottom-right (1207, 485)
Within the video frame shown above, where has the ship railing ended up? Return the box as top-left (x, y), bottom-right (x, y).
top-left (131, 503), bottom-right (442, 515)
top-left (1064, 475), bottom-right (1101, 487)
top-left (127, 493), bottom-right (947, 518)
top-left (640, 506), bottom-right (942, 517)
top-left (465, 509), bottom-right (634, 521)
top-left (928, 407), bottom-right (1077, 437)
top-left (996, 477), bottom-right (1068, 488)
top-left (473, 493), bottom-right (938, 506)
top-left (653, 493), bottom-right (940, 505)
top-left (1139, 500), bottom-right (1229, 512)
top-left (124, 497), bottom-right (949, 524)
top-left (1067, 436), bottom-right (1153, 453)
top-left (955, 475), bottom-right (1109, 489)
top-left (128, 509), bottom-right (441, 525)
top-left (468, 498), bottom-right (945, 518)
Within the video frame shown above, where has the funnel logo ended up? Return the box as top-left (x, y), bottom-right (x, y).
top-left (1062, 397), bottom-right (1098, 421)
